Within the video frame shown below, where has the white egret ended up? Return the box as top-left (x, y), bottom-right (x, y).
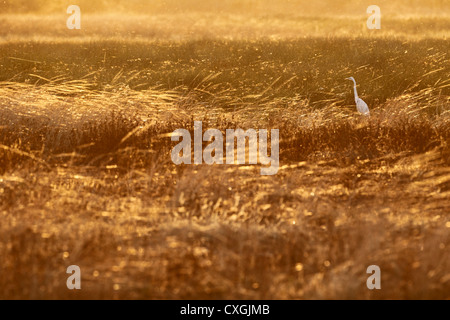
top-left (346, 77), bottom-right (370, 116)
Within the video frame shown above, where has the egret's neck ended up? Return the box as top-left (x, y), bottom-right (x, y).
top-left (352, 80), bottom-right (359, 101)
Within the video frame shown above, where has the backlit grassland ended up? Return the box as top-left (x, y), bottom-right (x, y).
top-left (1, 38), bottom-right (449, 108)
top-left (1, 0), bottom-right (449, 16)
top-left (0, 84), bottom-right (449, 299)
top-left (0, 10), bottom-right (449, 299)
top-left (1, 13), bottom-right (450, 41)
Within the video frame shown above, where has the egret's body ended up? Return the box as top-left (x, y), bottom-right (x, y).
top-left (346, 77), bottom-right (370, 116)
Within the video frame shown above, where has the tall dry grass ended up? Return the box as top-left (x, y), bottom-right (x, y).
top-left (0, 77), bottom-right (449, 299)
top-left (0, 8), bottom-right (449, 299)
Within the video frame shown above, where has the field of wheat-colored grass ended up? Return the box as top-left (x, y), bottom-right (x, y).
top-left (0, 0), bottom-right (449, 299)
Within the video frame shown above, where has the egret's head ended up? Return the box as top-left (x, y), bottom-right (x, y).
top-left (346, 77), bottom-right (355, 81)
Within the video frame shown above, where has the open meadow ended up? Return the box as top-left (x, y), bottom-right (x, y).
top-left (0, 0), bottom-right (449, 299)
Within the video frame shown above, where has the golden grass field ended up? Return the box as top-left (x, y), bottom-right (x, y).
top-left (0, 0), bottom-right (449, 299)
